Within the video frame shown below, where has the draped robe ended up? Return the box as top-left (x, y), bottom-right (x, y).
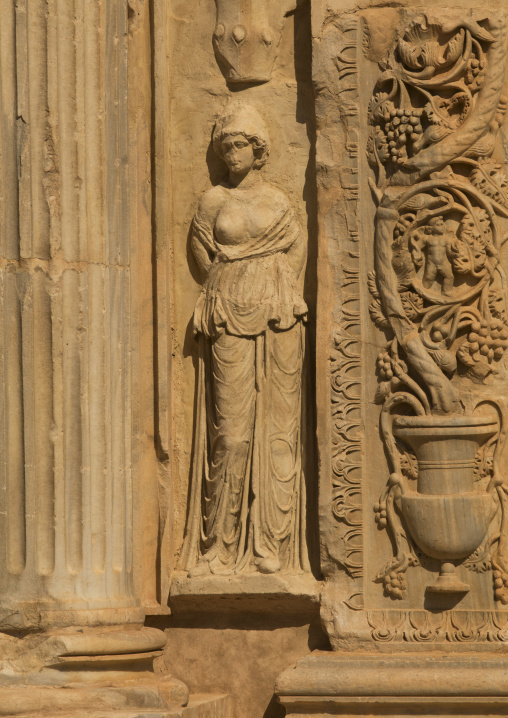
top-left (179, 184), bottom-right (309, 575)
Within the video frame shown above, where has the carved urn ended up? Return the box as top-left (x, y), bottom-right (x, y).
top-left (395, 415), bottom-right (498, 593)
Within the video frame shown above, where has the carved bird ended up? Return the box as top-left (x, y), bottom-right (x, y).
top-left (437, 18), bottom-right (494, 44)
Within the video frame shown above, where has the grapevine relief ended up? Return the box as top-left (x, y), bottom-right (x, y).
top-left (367, 12), bottom-right (508, 601)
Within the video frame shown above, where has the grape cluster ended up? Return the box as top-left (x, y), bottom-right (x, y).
top-left (383, 108), bottom-right (424, 165)
top-left (466, 57), bottom-right (486, 91)
top-left (376, 349), bottom-right (393, 380)
top-left (384, 570), bottom-right (407, 599)
top-left (464, 319), bottom-right (508, 364)
top-left (374, 500), bottom-right (387, 529)
top-left (431, 319), bottom-right (450, 343)
top-left (494, 569), bottom-right (508, 604)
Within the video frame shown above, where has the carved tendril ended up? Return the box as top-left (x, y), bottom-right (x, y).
top-left (374, 393), bottom-right (425, 598)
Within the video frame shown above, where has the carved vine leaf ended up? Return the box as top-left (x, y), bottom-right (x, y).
top-left (374, 381), bottom-right (392, 405)
top-left (367, 270), bottom-right (380, 299)
top-left (399, 449), bottom-right (418, 480)
top-left (464, 546), bottom-right (492, 573)
top-left (471, 161), bottom-right (508, 207)
top-left (400, 291), bottom-right (423, 320)
top-left (489, 289), bottom-right (507, 322)
top-left (369, 299), bottom-right (390, 330)
top-left (397, 22), bottom-right (465, 74)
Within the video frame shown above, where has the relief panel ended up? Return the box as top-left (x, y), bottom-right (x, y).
top-left (162, 0), bottom-right (320, 614)
top-left (315, 7), bottom-right (508, 647)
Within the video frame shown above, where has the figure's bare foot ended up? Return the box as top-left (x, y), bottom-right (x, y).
top-left (257, 557), bottom-right (281, 574)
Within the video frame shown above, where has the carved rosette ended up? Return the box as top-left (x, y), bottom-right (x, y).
top-left (367, 12), bottom-right (508, 603)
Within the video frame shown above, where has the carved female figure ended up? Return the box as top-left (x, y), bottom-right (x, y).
top-left (179, 105), bottom-right (309, 576)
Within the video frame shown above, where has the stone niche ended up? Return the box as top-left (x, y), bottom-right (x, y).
top-left (152, 0), bottom-right (327, 715)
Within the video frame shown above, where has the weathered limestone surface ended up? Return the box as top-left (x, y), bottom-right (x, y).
top-left (0, 0), bottom-right (137, 628)
top-left (154, 0), bottom-right (320, 590)
top-left (9, 0), bottom-right (508, 714)
top-left (148, 2), bottom-right (331, 716)
top-left (0, 0), bottom-right (325, 713)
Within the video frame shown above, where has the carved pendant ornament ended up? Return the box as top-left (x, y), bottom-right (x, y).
top-left (179, 104), bottom-right (310, 577)
top-left (213, 0), bottom-right (299, 84)
top-left (367, 13), bottom-right (508, 601)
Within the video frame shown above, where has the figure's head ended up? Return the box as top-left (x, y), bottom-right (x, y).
top-left (428, 216), bottom-right (445, 234)
top-left (213, 104), bottom-right (270, 178)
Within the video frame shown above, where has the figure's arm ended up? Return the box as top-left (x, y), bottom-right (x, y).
top-left (191, 188), bottom-right (223, 280)
top-left (286, 229), bottom-right (307, 280)
top-left (191, 231), bottom-right (213, 278)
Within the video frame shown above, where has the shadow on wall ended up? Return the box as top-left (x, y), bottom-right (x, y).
top-left (292, 0), bottom-right (320, 583)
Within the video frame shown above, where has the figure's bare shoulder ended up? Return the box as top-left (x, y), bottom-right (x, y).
top-left (195, 184), bottom-right (228, 224)
top-left (261, 182), bottom-right (292, 210)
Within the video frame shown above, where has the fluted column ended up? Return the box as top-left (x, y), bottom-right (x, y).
top-left (0, 0), bottom-right (141, 629)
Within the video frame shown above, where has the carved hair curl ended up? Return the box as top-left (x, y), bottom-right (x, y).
top-left (212, 104), bottom-right (270, 170)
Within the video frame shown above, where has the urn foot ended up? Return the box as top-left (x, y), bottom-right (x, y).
top-left (426, 561), bottom-right (470, 594)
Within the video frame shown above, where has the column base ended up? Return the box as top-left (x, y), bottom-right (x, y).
top-left (0, 626), bottom-right (168, 685)
top-left (276, 651), bottom-right (508, 717)
top-left (0, 686), bottom-right (230, 717)
top-left (0, 626), bottom-right (216, 716)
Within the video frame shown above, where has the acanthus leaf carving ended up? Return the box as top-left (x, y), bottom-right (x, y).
top-left (367, 608), bottom-right (508, 643)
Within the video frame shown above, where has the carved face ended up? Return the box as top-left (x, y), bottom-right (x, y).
top-left (429, 216), bottom-right (445, 234)
top-left (221, 134), bottom-right (256, 176)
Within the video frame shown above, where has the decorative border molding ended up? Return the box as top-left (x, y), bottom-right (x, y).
top-left (329, 19), bottom-right (364, 581)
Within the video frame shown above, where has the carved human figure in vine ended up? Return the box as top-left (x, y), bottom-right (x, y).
top-left (410, 215), bottom-right (455, 295)
top-left (179, 104), bottom-right (309, 577)
top-left (366, 12), bottom-right (508, 601)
